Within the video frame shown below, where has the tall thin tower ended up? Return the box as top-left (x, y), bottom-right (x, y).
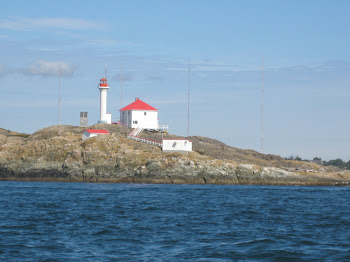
top-left (58, 69), bottom-right (61, 126)
top-left (98, 76), bottom-right (110, 124)
top-left (261, 56), bottom-right (264, 153)
top-left (120, 64), bottom-right (123, 107)
top-left (187, 59), bottom-right (191, 137)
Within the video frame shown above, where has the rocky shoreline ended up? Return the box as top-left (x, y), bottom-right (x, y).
top-left (1, 125), bottom-right (349, 186)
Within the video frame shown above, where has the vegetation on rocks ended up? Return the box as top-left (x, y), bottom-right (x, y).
top-left (0, 125), bottom-right (349, 185)
top-left (286, 155), bottom-right (350, 170)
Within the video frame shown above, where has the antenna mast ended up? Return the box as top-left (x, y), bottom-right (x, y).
top-left (120, 64), bottom-right (123, 107)
top-left (187, 59), bottom-right (190, 137)
top-left (261, 56), bottom-right (264, 153)
top-left (58, 69), bottom-right (61, 126)
top-left (105, 64), bottom-right (107, 79)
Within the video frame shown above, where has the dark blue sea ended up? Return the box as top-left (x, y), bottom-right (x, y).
top-left (0, 182), bottom-right (349, 261)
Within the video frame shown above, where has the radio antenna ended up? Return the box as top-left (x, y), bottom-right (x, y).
top-left (120, 64), bottom-right (123, 107)
top-left (261, 55), bottom-right (264, 153)
top-left (187, 58), bottom-right (190, 137)
top-left (58, 68), bottom-right (61, 126)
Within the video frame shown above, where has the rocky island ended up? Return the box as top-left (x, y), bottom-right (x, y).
top-left (1, 125), bottom-right (349, 186)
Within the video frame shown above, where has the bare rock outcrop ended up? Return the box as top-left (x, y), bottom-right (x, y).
top-left (0, 125), bottom-right (349, 185)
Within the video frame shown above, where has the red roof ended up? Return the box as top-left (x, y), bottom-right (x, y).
top-left (120, 98), bottom-right (157, 111)
top-left (100, 77), bottom-right (107, 81)
top-left (85, 129), bottom-right (109, 134)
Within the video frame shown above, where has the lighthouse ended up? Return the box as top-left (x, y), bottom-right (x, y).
top-left (98, 77), bottom-right (112, 124)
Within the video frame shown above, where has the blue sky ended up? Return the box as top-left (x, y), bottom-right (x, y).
top-left (0, 0), bottom-right (349, 160)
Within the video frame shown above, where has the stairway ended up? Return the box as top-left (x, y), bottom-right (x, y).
top-left (127, 127), bottom-right (162, 148)
top-left (133, 127), bottom-right (144, 137)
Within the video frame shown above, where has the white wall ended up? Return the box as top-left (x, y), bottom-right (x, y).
top-left (100, 89), bottom-right (108, 122)
top-left (120, 110), bottom-right (130, 127)
top-left (82, 131), bottom-right (109, 140)
top-left (120, 110), bottom-right (158, 129)
top-left (106, 113), bottom-right (112, 124)
top-left (131, 110), bottom-right (158, 129)
top-left (82, 131), bottom-right (98, 140)
top-left (162, 139), bottom-right (192, 152)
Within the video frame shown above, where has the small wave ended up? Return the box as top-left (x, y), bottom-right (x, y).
top-left (233, 238), bottom-right (274, 246)
top-left (92, 229), bottom-right (113, 236)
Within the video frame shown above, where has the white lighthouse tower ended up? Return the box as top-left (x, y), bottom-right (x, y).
top-left (98, 77), bottom-right (112, 124)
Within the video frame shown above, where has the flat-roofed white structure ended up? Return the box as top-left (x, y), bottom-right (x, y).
top-left (162, 139), bottom-right (192, 152)
top-left (80, 112), bottom-right (88, 127)
top-left (82, 129), bottom-right (109, 140)
top-left (119, 98), bottom-right (158, 130)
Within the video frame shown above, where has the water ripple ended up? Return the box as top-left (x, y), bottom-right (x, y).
top-left (0, 182), bottom-right (349, 261)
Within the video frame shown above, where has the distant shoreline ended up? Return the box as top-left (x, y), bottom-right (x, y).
top-left (0, 175), bottom-right (348, 187)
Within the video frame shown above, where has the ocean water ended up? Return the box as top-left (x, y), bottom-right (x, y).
top-left (0, 182), bottom-right (349, 261)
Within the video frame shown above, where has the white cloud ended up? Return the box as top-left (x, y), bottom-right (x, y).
top-left (149, 99), bottom-right (187, 105)
top-left (0, 97), bottom-right (97, 108)
top-left (167, 60), bottom-right (350, 74)
top-left (167, 62), bottom-right (258, 73)
top-left (0, 17), bottom-right (105, 31)
top-left (149, 97), bottom-right (206, 105)
top-left (289, 61), bottom-right (350, 72)
top-left (23, 60), bottom-right (76, 76)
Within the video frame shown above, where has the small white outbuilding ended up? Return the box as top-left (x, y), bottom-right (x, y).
top-left (82, 129), bottom-right (109, 140)
top-left (162, 139), bottom-right (192, 152)
top-left (119, 98), bottom-right (158, 130)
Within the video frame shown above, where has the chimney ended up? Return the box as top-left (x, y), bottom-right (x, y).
top-left (135, 97), bottom-right (139, 101)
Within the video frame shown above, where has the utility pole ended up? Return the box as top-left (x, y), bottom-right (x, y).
top-left (120, 64), bottom-right (123, 107)
top-left (187, 59), bottom-right (190, 137)
top-left (261, 56), bottom-right (264, 153)
top-left (58, 68), bottom-right (61, 136)
top-left (58, 69), bottom-right (61, 126)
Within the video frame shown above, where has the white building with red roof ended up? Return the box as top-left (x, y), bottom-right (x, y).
top-left (82, 129), bottom-right (110, 140)
top-left (119, 98), bottom-right (158, 130)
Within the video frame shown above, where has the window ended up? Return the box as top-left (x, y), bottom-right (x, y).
top-left (133, 121), bottom-right (138, 124)
top-left (144, 112), bottom-right (147, 116)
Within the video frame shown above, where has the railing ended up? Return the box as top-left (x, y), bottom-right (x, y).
top-left (128, 135), bottom-right (162, 147)
top-left (134, 127), bottom-right (144, 137)
top-left (127, 126), bottom-right (162, 147)
top-left (127, 127), bottom-right (143, 137)
top-left (158, 125), bottom-right (169, 131)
